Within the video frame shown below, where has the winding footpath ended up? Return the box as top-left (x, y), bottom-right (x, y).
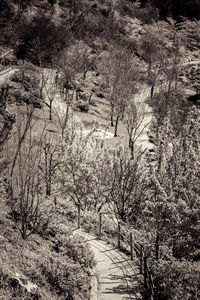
top-left (0, 67), bottom-right (18, 85)
top-left (77, 231), bottom-right (142, 300)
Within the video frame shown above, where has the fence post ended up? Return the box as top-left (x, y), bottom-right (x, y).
top-left (144, 256), bottom-right (147, 287)
top-left (99, 213), bottom-right (102, 236)
top-left (54, 196), bottom-right (57, 208)
top-left (130, 232), bottom-right (133, 260)
top-left (77, 204), bottom-right (80, 229)
top-left (149, 271), bottom-right (154, 300)
top-left (154, 287), bottom-right (158, 300)
top-left (140, 245), bottom-right (144, 274)
top-left (117, 223), bottom-right (120, 249)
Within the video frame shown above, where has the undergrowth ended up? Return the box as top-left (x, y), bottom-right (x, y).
top-left (0, 194), bottom-right (95, 299)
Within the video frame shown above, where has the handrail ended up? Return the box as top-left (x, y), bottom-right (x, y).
top-left (0, 49), bottom-right (14, 60)
top-left (98, 212), bottom-right (158, 299)
top-left (129, 231), bottom-right (157, 299)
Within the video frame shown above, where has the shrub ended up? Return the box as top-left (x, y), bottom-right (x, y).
top-left (15, 14), bottom-right (69, 66)
top-left (52, 233), bottom-right (96, 270)
top-left (152, 258), bottom-right (200, 300)
top-left (39, 252), bottom-right (91, 299)
top-left (8, 69), bottom-right (41, 108)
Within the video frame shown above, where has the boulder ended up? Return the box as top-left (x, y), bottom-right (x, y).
top-left (10, 272), bottom-right (38, 295)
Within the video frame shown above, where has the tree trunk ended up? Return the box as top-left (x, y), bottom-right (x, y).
top-left (111, 113), bottom-right (114, 127)
top-left (61, 104), bottom-right (69, 137)
top-left (83, 69), bottom-right (87, 79)
top-left (131, 140), bottom-right (134, 159)
top-left (155, 232), bottom-right (160, 260)
top-left (88, 92), bottom-right (93, 105)
top-left (120, 211), bottom-right (126, 222)
top-left (77, 204), bottom-right (81, 228)
top-left (114, 115), bottom-right (119, 137)
top-left (147, 62), bottom-right (152, 80)
top-left (151, 85), bottom-right (154, 100)
top-left (49, 101), bottom-right (52, 120)
top-left (76, 90), bottom-right (79, 101)
top-left (117, 222), bottom-right (120, 249)
top-left (129, 137), bottom-right (132, 148)
top-left (40, 85), bottom-right (43, 100)
top-left (167, 81), bottom-right (172, 100)
top-left (46, 182), bottom-right (51, 196)
top-left (46, 158), bottom-right (52, 196)
top-left (10, 107), bottom-right (34, 177)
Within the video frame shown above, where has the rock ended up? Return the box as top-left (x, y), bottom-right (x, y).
top-left (10, 272), bottom-right (38, 295)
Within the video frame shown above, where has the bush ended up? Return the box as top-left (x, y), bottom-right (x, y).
top-left (152, 258), bottom-right (200, 300)
top-left (15, 14), bottom-right (69, 66)
top-left (53, 233), bottom-right (96, 270)
top-left (39, 249), bottom-right (93, 299)
top-left (8, 69), bottom-right (42, 108)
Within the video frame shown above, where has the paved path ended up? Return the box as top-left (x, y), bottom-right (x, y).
top-left (78, 231), bottom-right (142, 300)
top-left (0, 68), bottom-right (18, 85)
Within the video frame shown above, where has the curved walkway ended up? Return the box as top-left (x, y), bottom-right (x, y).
top-left (0, 68), bottom-right (18, 85)
top-left (78, 231), bottom-right (142, 300)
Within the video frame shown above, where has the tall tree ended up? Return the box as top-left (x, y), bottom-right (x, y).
top-left (99, 43), bottom-right (137, 136)
top-left (103, 147), bottom-right (145, 222)
top-left (40, 133), bottom-right (62, 196)
top-left (123, 99), bottom-right (151, 159)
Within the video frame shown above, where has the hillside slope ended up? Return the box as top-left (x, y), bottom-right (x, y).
top-left (0, 1), bottom-right (200, 299)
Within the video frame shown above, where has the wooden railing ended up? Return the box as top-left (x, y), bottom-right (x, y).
top-left (99, 213), bottom-right (158, 300)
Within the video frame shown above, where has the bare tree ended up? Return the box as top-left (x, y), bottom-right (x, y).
top-left (53, 41), bottom-right (94, 136)
top-left (103, 147), bottom-right (145, 223)
top-left (41, 69), bottom-right (58, 121)
top-left (10, 104), bottom-right (34, 177)
top-left (61, 130), bottom-right (100, 227)
top-left (56, 40), bottom-right (96, 94)
top-left (6, 117), bottom-right (51, 239)
top-left (56, 87), bottom-right (75, 137)
top-left (40, 133), bottom-right (62, 196)
top-left (123, 99), bottom-right (151, 159)
top-left (99, 44), bottom-right (137, 136)
top-left (141, 23), bottom-right (167, 81)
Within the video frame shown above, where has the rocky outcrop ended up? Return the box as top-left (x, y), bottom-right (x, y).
top-left (10, 272), bottom-right (38, 296)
